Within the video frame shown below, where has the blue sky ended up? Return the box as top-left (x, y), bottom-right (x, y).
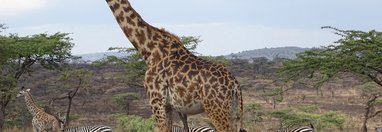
top-left (1, 0), bottom-right (381, 55)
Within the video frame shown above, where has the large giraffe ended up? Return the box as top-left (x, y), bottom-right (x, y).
top-left (105, 0), bottom-right (245, 132)
top-left (16, 87), bottom-right (61, 132)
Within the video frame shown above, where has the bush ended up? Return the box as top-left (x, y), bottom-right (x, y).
top-left (316, 111), bottom-right (345, 130)
top-left (244, 103), bottom-right (265, 124)
top-left (112, 93), bottom-right (140, 113)
top-left (270, 108), bottom-right (345, 131)
top-left (295, 104), bottom-right (319, 113)
top-left (115, 114), bottom-right (154, 132)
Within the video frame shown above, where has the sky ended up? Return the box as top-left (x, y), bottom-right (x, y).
top-left (1, 0), bottom-right (382, 56)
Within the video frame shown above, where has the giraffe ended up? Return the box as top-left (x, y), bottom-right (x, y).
top-left (105, 0), bottom-right (245, 132)
top-left (16, 87), bottom-right (61, 132)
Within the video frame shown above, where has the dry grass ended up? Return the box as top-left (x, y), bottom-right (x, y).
top-left (6, 65), bottom-right (382, 132)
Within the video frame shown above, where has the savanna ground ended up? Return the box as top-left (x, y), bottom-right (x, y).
top-left (4, 59), bottom-right (382, 132)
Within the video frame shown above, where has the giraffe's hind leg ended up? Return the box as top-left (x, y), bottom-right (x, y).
top-left (203, 98), bottom-right (231, 132)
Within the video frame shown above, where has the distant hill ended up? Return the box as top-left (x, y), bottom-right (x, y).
top-left (226, 46), bottom-right (310, 60)
top-left (76, 46), bottom-right (310, 62)
top-left (75, 52), bottom-right (127, 62)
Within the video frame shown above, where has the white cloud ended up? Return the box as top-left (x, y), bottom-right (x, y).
top-left (0, 0), bottom-right (49, 16)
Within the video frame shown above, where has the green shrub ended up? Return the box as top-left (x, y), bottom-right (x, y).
top-left (316, 111), bottom-right (345, 130)
top-left (295, 104), bottom-right (319, 113)
top-left (115, 114), bottom-right (154, 132)
top-left (112, 93), bottom-right (140, 113)
top-left (270, 109), bottom-right (345, 131)
top-left (112, 93), bottom-right (140, 106)
top-left (244, 103), bottom-right (265, 124)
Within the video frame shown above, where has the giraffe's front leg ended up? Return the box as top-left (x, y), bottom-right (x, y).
top-left (145, 81), bottom-right (172, 131)
top-left (150, 96), bottom-right (172, 132)
top-left (32, 118), bottom-right (39, 132)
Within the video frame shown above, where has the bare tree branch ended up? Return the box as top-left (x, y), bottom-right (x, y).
top-left (367, 74), bottom-right (382, 87)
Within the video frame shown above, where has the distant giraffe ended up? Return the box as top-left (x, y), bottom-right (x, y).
top-left (16, 87), bottom-right (61, 132)
top-left (105, 0), bottom-right (245, 132)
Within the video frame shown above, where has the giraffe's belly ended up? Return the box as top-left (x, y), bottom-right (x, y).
top-left (173, 100), bottom-right (204, 115)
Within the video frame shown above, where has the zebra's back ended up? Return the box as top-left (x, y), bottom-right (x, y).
top-left (190, 126), bottom-right (215, 132)
top-left (62, 125), bottom-right (112, 132)
top-left (262, 125), bottom-right (314, 132)
top-left (172, 125), bottom-right (215, 132)
top-left (288, 126), bottom-right (314, 132)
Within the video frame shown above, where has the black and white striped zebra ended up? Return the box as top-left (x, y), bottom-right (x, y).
top-left (61, 125), bottom-right (113, 132)
top-left (172, 125), bottom-right (215, 132)
top-left (57, 113), bottom-right (112, 132)
top-left (262, 124), bottom-right (314, 132)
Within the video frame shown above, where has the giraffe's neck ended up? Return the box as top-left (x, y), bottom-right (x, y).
top-left (106, 0), bottom-right (187, 65)
top-left (24, 92), bottom-right (43, 117)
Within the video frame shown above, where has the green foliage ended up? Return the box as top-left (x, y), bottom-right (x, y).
top-left (236, 77), bottom-right (252, 90)
top-left (374, 99), bottom-right (382, 106)
top-left (316, 111), bottom-right (346, 130)
top-left (262, 87), bottom-right (284, 103)
top-left (68, 114), bottom-right (80, 121)
top-left (180, 36), bottom-right (202, 54)
top-left (295, 104), bottom-right (319, 113)
top-left (115, 114), bottom-right (154, 132)
top-left (93, 47), bottom-right (146, 86)
top-left (279, 27), bottom-right (382, 89)
top-left (200, 56), bottom-right (231, 66)
top-left (0, 74), bottom-right (16, 95)
top-left (54, 68), bottom-right (93, 95)
top-left (1, 33), bottom-right (73, 70)
top-left (0, 24), bottom-right (6, 32)
top-left (58, 68), bottom-right (93, 84)
top-left (244, 103), bottom-right (265, 124)
top-left (112, 93), bottom-right (140, 107)
top-left (270, 109), bottom-right (309, 128)
top-left (112, 93), bottom-right (140, 113)
top-left (270, 108), bottom-right (345, 131)
top-left (356, 82), bottom-right (382, 97)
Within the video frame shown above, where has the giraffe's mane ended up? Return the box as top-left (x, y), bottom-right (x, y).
top-left (140, 18), bottom-right (182, 44)
top-left (157, 27), bottom-right (182, 43)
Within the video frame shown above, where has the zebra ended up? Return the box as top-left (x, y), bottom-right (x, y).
top-left (262, 123), bottom-right (314, 132)
top-left (57, 113), bottom-right (113, 132)
top-left (172, 125), bottom-right (215, 132)
top-left (61, 125), bottom-right (113, 132)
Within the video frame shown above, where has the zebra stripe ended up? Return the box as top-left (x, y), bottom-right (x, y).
top-left (262, 124), bottom-right (314, 132)
top-left (62, 125), bottom-right (113, 132)
top-left (172, 125), bottom-right (215, 132)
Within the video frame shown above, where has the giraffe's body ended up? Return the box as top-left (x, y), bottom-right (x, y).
top-left (105, 0), bottom-right (245, 131)
top-left (17, 88), bottom-right (61, 132)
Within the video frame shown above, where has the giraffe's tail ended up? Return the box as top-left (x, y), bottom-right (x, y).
top-left (232, 82), bottom-right (246, 132)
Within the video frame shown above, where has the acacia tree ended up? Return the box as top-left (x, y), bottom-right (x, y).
top-left (0, 25), bottom-right (73, 130)
top-left (279, 27), bottom-right (382, 132)
top-left (50, 68), bottom-right (92, 127)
